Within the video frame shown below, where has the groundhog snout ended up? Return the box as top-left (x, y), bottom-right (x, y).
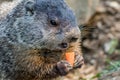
top-left (58, 27), bottom-right (80, 49)
top-left (59, 35), bottom-right (79, 49)
top-left (67, 27), bottom-right (80, 42)
top-left (69, 35), bottom-right (79, 42)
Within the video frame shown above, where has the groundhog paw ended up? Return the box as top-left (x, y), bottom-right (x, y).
top-left (56, 60), bottom-right (72, 76)
top-left (73, 52), bottom-right (84, 69)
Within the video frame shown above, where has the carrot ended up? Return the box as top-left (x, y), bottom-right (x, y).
top-left (65, 52), bottom-right (75, 66)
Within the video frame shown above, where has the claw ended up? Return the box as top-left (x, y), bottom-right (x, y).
top-left (56, 60), bottom-right (72, 76)
top-left (73, 52), bottom-right (84, 69)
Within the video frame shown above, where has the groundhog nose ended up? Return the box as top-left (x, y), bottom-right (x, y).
top-left (59, 43), bottom-right (68, 49)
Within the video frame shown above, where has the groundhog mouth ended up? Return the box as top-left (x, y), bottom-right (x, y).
top-left (41, 48), bottom-right (62, 52)
top-left (40, 45), bottom-right (74, 54)
top-left (38, 42), bottom-right (75, 54)
top-left (38, 48), bottom-right (63, 56)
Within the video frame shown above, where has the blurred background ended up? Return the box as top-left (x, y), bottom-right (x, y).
top-left (65, 0), bottom-right (120, 80)
top-left (0, 0), bottom-right (120, 80)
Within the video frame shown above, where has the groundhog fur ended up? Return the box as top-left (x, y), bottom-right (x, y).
top-left (0, 0), bottom-right (84, 80)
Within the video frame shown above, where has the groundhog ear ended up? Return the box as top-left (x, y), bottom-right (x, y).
top-left (25, 1), bottom-right (35, 16)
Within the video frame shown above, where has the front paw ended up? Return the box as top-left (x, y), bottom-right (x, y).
top-left (73, 52), bottom-right (84, 69)
top-left (56, 60), bottom-right (72, 76)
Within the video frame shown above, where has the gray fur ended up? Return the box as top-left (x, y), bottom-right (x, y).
top-left (0, 0), bottom-right (81, 80)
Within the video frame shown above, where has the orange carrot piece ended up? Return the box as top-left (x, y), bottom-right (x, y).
top-left (65, 52), bottom-right (75, 66)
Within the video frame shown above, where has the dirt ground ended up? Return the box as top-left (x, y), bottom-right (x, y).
top-left (63, 0), bottom-right (120, 80)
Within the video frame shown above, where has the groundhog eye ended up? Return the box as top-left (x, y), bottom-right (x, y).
top-left (50, 20), bottom-right (58, 26)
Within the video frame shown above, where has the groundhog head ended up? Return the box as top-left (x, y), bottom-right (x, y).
top-left (8, 0), bottom-right (80, 51)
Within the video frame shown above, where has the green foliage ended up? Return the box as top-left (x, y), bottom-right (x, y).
top-left (91, 73), bottom-right (101, 79)
top-left (105, 39), bottom-right (119, 54)
top-left (101, 61), bottom-right (120, 75)
top-left (80, 78), bottom-right (87, 80)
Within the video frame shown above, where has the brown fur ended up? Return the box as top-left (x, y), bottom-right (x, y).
top-left (0, 0), bottom-right (83, 80)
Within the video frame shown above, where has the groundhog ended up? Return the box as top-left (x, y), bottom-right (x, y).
top-left (0, 0), bottom-right (84, 80)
